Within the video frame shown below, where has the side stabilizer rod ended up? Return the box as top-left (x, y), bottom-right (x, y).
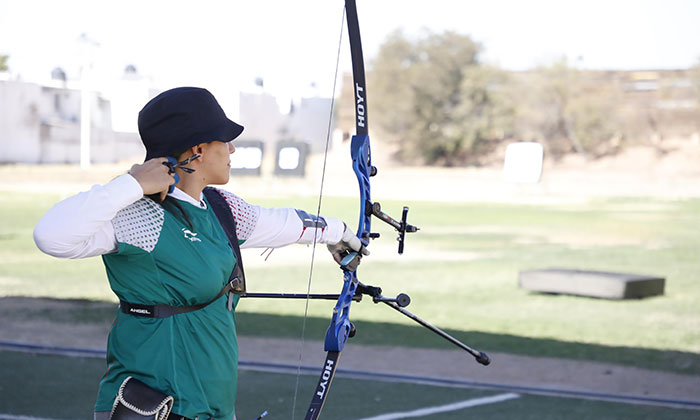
top-left (356, 282), bottom-right (410, 307)
top-left (382, 301), bottom-right (491, 366)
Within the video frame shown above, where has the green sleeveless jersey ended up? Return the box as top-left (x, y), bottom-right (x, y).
top-left (96, 195), bottom-right (240, 420)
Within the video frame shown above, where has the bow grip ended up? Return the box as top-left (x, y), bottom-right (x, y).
top-left (340, 252), bottom-right (361, 272)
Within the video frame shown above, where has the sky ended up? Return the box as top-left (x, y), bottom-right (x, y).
top-left (1, 0), bottom-right (699, 109)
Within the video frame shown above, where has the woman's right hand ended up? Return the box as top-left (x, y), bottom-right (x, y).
top-left (129, 158), bottom-right (175, 202)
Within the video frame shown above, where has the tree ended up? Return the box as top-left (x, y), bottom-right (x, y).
top-left (513, 59), bottom-right (623, 158)
top-left (0, 55), bottom-right (8, 72)
top-left (370, 30), bottom-right (514, 166)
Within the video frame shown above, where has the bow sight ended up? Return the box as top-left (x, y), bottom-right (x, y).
top-left (366, 201), bottom-right (419, 254)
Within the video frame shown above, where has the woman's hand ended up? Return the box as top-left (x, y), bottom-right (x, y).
top-left (327, 223), bottom-right (370, 271)
top-left (129, 158), bottom-right (175, 202)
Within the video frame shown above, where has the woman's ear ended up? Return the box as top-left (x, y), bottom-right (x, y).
top-left (175, 146), bottom-right (203, 165)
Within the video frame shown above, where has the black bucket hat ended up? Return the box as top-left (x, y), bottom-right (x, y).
top-left (138, 87), bottom-right (244, 160)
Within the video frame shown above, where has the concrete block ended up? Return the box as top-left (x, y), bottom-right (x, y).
top-left (518, 268), bottom-right (665, 299)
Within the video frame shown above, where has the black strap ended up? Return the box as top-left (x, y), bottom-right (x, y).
top-left (120, 280), bottom-right (238, 318)
top-left (203, 187), bottom-right (246, 293)
top-left (120, 188), bottom-right (246, 319)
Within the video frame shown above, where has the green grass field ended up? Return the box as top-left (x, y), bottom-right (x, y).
top-left (2, 190), bottom-right (699, 374)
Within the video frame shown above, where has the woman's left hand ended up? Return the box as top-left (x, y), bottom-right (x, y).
top-left (327, 223), bottom-right (369, 271)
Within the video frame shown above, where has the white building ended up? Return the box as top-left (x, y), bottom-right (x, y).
top-left (0, 69), bottom-right (149, 164)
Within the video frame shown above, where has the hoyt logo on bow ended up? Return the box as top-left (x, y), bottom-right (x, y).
top-left (315, 359), bottom-right (335, 399)
top-left (355, 83), bottom-right (366, 128)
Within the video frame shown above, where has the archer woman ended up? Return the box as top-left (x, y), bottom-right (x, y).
top-left (34, 87), bottom-right (367, 420)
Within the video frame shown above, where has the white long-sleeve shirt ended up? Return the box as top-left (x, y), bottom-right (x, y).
top-left (34, 174), bottom-right (344, 259)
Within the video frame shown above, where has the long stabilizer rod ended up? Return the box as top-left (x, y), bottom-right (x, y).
top-left (241, 293), bottom-right (362, 302)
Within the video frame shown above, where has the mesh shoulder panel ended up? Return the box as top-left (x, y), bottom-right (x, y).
top-left (112, 197), bottom-right (165, 253)
top-left (211, 188), bottom-right (258, 241)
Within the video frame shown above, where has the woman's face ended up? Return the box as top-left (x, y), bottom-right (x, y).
top-left (199, 140), bottom-right (235, 185)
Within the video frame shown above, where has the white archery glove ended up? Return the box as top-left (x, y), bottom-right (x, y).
top-left (327, 223), bottom-right (370, 272)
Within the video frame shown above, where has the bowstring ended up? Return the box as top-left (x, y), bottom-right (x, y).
top-left (290, 5), bottom-right (347, 419)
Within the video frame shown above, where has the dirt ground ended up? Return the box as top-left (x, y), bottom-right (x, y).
top-left (2, 140), bottom-right (700, 407)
